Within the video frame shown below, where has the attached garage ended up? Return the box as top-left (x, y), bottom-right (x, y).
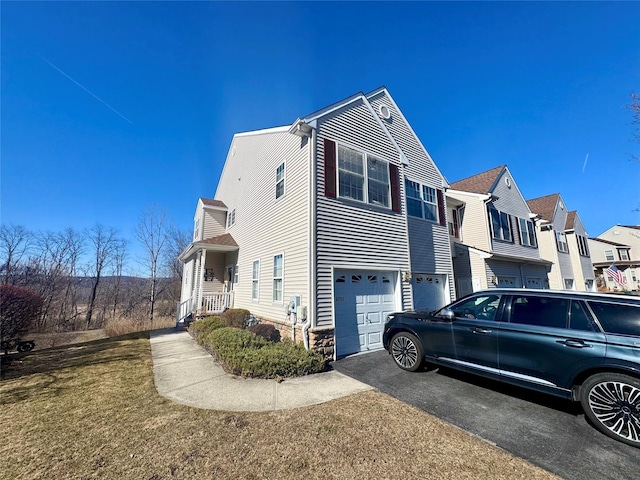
top-left (333, 270), bottom-right (398, 357)
top-left (412, 274), bottom-right (447, 311)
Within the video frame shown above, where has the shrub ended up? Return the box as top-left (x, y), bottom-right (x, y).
top-left (189, 316), bottom-right (225, 343)
top-left (203, 327), bottom-right (325, 378)
top-left (0, 285), bottom-right (43, 341)
top-left (247, 323), bottom-right (281, 342)
top-left (220, 308), bottom-right (251, 329)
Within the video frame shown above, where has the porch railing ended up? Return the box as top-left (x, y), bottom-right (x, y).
top-left (176, 297), bottom-right (193, 324)
top-left (201, 292), bottom-right (234, 315)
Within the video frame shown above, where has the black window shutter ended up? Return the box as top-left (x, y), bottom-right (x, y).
top-left (324, 139), bottom-right (336, 198)
top-left (437, 189), bottom-right (446, 226)
top-left (390, 164), bottom-right (400, 213)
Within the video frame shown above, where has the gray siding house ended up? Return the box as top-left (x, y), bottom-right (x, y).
top-left (446, 165), bottom-right (551, 296)
top-left (526, 194), bottom-right (595, 291)
top-left (179, 87), bottom-right (454, 358)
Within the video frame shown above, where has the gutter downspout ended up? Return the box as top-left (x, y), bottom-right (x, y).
top-left (303, 125), bottom-right (316, 350)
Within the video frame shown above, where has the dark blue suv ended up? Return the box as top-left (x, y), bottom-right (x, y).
top-left (382, 289), bottom-right (640, 448)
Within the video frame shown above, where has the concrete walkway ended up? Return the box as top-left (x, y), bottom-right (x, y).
top-left (149, 328), bottom-right (374, 411)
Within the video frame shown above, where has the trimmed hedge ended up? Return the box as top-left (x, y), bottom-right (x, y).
top-left (188, 316), bottom-right (225, 344)
top-left (220, 308), bottom-right (251, 329)
top-left (247, 323), bottom-right (281, 342)
top-left (198, 327), bottom-right (325, 379)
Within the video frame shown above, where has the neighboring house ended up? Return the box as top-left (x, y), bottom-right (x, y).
top-left (446, 165), bottom-right (552, 297)
top-left (526, 194), bottom-right (595, 291)
top-left (179, 87), bottom-right (454, 358)
top-left (588, 225), bottom-right (640, 291)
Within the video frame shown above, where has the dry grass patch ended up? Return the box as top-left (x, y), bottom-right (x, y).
top-left (0, 333), bottom-right (560, 480)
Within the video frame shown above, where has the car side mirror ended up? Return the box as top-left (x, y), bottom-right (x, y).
top-left (439, 309), bottom-right (456, 321)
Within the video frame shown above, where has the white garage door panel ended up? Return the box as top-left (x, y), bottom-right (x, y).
top-left (412, 274), bottom-right (446, 311)
top-left (334, 270), bottom-right (397, 357)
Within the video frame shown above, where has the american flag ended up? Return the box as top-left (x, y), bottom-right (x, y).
top-left (606, 264), bottom-right (626, 284)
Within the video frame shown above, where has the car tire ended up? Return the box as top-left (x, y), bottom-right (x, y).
top-left (390, 332), bottom-right (424, 372)
top-left (580, 372), bottom-right (640, 448)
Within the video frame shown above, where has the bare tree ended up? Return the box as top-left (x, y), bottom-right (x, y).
top-left (134, 206), bottom-right (170, 325)
top-left (108, 239), bottom-right (128, 320)
top-left (84, 225), bottom-right (120, 330)
top-left (0, 225), bottom-right (32, 285)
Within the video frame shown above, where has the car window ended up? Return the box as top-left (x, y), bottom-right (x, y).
top-left (587, 301), bottom-right (640, 336)
top-left (569, 301), bottom-right (598, 332)
top-left (450, 295), bottom-right (501, 320)
top-left (509, 295), bottom-right (568, 328)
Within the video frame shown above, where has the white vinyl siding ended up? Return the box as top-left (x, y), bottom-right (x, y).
top-left (273, 254), bottom-right (283, 303)
top-left (214, 130), bottom-right (309, 324)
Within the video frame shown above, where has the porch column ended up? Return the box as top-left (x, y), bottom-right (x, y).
top-left (197, 249), bottom-right (207, 314)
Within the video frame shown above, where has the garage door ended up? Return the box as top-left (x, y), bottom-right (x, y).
top-left (412, 274), bottom-right (446, 311)
top-left (334, 270), bottom-right (397, 357)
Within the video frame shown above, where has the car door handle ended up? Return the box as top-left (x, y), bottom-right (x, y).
top-left (471, 328), bottom-right (492, 334)
top-left (557, 339), bottom-right (591, 348)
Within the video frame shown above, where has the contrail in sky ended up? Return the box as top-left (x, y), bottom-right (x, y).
top-left (582, 153), bottom-right (589, 173)
top-left (39, 55), bottom-right (133, 124)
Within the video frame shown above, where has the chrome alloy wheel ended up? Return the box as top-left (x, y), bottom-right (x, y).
top-left (391, 335), bottom-right (418, 370)
top-left (588, 380), bottom-right (640, 444)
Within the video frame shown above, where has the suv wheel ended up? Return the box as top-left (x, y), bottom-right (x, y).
top-left (390, 332), bottom-right (423, 372)
top-left (580, 373), bottom-right (640, 448)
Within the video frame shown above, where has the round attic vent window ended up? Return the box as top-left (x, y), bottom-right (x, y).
top-left (378, 104), bottom-right (391, 119)
top-left (505, 177), bottom-right (511, 188)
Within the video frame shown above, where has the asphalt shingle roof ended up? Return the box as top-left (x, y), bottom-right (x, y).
top-left (449, 165), bottom-right (505, 194)
top-left (526, 194), bottom-right (559, 222)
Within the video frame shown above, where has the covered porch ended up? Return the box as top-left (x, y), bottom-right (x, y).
top-left (177, 233), bottom-right (239, 323)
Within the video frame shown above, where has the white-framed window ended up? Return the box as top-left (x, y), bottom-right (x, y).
top-left (194, 218), bottom-right (200, 241)
top-left (518, 218), bottom-right (537, 247)
top-left (564, 278), bottom-right (575, 290)
top-left (226, 209), bottom-right (236, 228)
top-left (275, 163), bottom-right (285, 199)
top-left (448, 208), bottom-right (460, 238)
top-left (272, 254), bottom-right (283, 303)
top-left (577, 235), bottom-right (589, 257)
top-left (631, 270), bottom-right (637, 282)
top-left (406, 179), bottom-right (438, 222)
top-left (252, 260), bottom-right (260, 301)
top-left (556, 231), bottom-right (568, 253)
top-left (619, 249), bottom-right (630, 261)
top-left (337, 144), bottom-right (390, 208)
top-left (604, 249), bottom-right (614, 261)
top-left (489, 207), bottom-right (512, 242)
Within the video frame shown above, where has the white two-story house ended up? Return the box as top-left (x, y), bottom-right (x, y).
top-left (526, 193), bottom-right (595, 291)
top-left (446, 165), bottom-right (551, 297)
top-left (179, 87), bottom-right (454, 358)
top-left (588, 225), bottom-right (640, 292)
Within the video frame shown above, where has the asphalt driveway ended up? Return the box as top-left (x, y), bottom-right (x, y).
top-left (332, 349), bottom-right (638, 480)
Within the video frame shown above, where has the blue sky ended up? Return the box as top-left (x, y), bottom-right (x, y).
top-left (2, 1), bottom-right (639, 269)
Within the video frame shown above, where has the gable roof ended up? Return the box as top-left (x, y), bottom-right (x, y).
top-left (201, 233), bottom-right (237, 247)
top-left (526, 193), bottom-right (560, 222)
top-left (565, 211), bottom-right (576, 230)
top-left (298, 86), bottom-right (448, 188)
top-left (200, 198), bottom-right (227, 208)
top-left (588, 237), bottom-right (628, 247)
top-left (449, 165), bottom-right (505, 194)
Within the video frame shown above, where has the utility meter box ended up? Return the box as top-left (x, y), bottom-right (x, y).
top-left (288, 295), bottom-right (301, 314)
